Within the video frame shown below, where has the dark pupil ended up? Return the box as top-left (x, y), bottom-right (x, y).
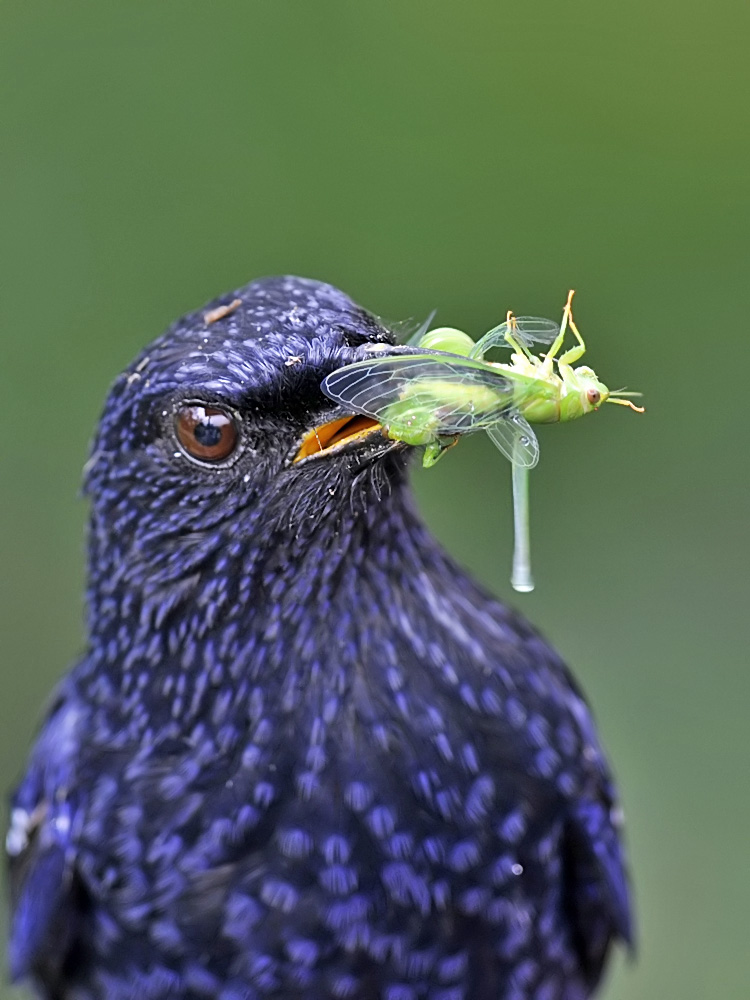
top-left (194, 420), bottom-right (222, 446)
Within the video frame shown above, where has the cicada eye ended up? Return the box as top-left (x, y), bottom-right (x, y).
top-left (175, 404), bottom-right (239, 463)
top-left (586, 388), bottom-right (601, 406)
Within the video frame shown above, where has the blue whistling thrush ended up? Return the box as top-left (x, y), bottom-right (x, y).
top-left (7, 277), bottom-right (632, 1000)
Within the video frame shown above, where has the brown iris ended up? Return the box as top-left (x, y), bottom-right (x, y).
top-left (175, 404), bottom-right (239, 463)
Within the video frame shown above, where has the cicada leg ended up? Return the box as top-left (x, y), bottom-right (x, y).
top-left (422, 435), bottom-right (459, 468)
top-left (503, 311), bottom-right (534, 361)
top-left (558, 293), bottom-right (587, 366)
top-left (541, 289), bottom-right (587, 374)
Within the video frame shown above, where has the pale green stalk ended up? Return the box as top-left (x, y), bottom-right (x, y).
top-left (511, 462), bottom-right (534, 593)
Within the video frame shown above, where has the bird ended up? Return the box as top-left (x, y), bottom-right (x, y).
top-left (6, 276), bottom-right (633, 1000)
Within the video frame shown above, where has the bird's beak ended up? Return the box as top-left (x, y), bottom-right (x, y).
top-left (293, 415), bottom-right (384, 463)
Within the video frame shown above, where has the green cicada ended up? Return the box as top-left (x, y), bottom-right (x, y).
top-left (321, 291), bottom-right (643, 592)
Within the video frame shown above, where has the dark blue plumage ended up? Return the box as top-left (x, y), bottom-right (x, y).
top-left (7, 277), bottom-right (632, 999)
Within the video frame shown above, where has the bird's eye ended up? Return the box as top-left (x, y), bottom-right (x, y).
top-left (174, 404), bottom-right (239, 463)
top-left (587, 388), bottom-right (601, 406)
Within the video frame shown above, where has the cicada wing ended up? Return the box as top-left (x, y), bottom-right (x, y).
top-left (321, 352), bottom-right (524, 435)
top-left (470, 316), bottom-right (561, 357)
top-left (404, 309), bottom-right (438, 346)
top-left (469, 321), bottom-right (513, 358)
top-left (486, 412), bottom-right (540, 468)
top-left (514, 316), bottom-right (562, 345)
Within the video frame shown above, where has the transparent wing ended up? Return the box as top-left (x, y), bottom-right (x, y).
top-left (322, 351), bottom-right (533, 436)
top-left (486, 412), bottom-right (539, 468)
top-left (404, 309), bottom-right (437, 346)
top-left (470, 316), bottom-right (561, 357)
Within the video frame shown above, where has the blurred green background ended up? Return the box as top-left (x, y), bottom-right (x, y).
top-left (1, 2), bottom-right (748, 997)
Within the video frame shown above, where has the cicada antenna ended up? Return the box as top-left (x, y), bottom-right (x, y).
top-left (606, 398), bottom-right (645, 413)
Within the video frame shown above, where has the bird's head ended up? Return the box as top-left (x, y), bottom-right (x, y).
top-left (83, 277), bottom-right (411, 623)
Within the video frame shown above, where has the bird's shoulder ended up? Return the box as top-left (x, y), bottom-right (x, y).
top-left (6, 677), bottom-right (91, 985)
